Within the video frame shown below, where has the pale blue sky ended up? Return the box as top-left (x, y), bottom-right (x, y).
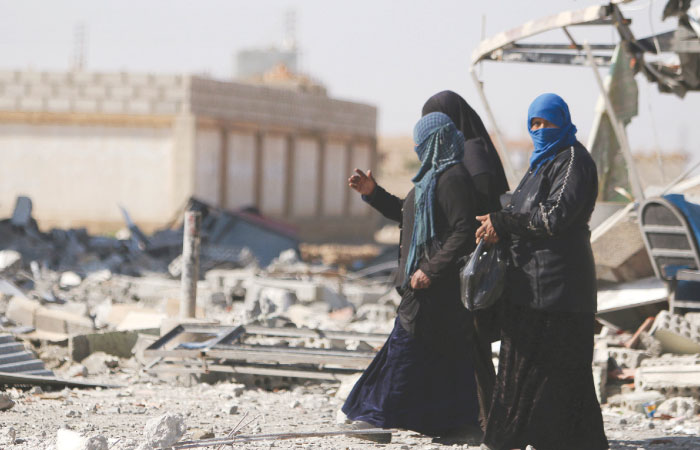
top-left (1, 0), bottom-right (698, 160)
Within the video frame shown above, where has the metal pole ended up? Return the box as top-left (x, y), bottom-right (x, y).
top-left (180, 211), bottom-right (201, 319)
top-left (583, 42), bottom-right (645, 201)
top-left (469, 65), bottom-right (518, 187)
top-left (661, 159), bottom-right (700, 195)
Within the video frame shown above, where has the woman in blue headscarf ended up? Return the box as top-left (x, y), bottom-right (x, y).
top-left (343, 112), bottom-right (480, 437)
top-left (475, 93), bottom-right (608, 450)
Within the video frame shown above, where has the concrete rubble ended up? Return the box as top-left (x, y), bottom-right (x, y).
top-left (0, 194), bottom-right (698, 448)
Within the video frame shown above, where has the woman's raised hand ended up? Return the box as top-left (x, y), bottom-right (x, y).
top-left (348, 168), bottom-right (377, 196)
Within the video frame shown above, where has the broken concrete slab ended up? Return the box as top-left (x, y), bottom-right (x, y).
top-left (650, 310), bottom-right (700, 354)
top-left (6, 296), bottom-right (41, 328)
top-left (636, 355), bottom-right (700, 399)
top-left (115, 311), bottom-right (166, 332)
top-left (34, 307), bottom-right (94, 336)
top-left (591, 205), bottom-right (654, 282)
top-left (596, 277), bottom-right (668, 331)
top-left (0, 250), bottom-right (22, 275)
top-left (69, 330), bottom-right (140, 362)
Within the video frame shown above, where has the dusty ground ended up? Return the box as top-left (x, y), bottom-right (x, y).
top-left (1, 365), bottom-right (699, 450)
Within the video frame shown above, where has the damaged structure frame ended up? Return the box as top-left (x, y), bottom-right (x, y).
top-left (144, 323), bottom-right (389, 381)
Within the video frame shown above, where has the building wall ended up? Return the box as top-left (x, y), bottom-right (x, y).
top-left (0, 122), bottom-right (174, 229)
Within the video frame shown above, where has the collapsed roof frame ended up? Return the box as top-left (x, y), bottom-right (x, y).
top-left (469, 0), bottom-right (699, 199)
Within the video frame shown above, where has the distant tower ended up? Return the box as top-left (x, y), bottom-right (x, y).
top-left (72, 23), bottom-right (88, 71)
top-left (282, 8), bottom-right (297, 51)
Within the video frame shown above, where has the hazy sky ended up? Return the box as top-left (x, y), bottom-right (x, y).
top-left (1, 0), bottom-right (699, 160)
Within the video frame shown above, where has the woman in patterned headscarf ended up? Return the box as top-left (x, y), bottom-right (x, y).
top-left (343, 112), bottom-right (480, 437)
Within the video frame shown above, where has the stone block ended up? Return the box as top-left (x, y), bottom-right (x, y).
top-left (69, 330), bottom-right (140, 362)
top-left (6, 296), bottom-right (41, 327)
top-left (650, 310), bottom-right (700, 354)
top-left (34, 307), bottom-right (94, 336)
top-left (126, 99), bottom-right (150, 114)
top-left (18, 97), bottom-right (43, 111)
top-left (46, 98), bottom-right (71, 112)
top-left (101, 99), bottom-right (124, 113)
top-left (74, 99), bottom-right (98, 112)
top-left (608, 347), bottom-right (648, 369)
top-left (0, 98), bottom-right (17, 109)
top-left (109, 85), bottom-right (134, 98)
top-left (82, 85), bottom-right (107, 98)
top-left (152, 100), bottom-right (180, 115)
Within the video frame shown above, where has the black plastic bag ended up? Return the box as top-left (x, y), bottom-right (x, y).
top-left (460, 240), bottom-right (506, 311)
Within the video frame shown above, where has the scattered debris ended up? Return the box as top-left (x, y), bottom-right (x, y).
top-left (142, 413), bottom-right (186, 449)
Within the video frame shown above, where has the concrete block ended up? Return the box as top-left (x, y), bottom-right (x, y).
top-left (152, 100), bottom-right (180, 115)
top-left (639, 331), bottom-right (663, 357)
top-left (72, 71), bottom-right (95, 84)
top-left (650, 310), bottom-right (700, 354)
top-left (46, 98), bottom-right (71, 112)
top-left (82, 85), bottom-right (107, 98)
top-left (0, 71), bottom-right (18, 82)
top-left (28, 84), bottom-right (52, 97)
top-left (109, 85), bottom-right (134, 98)
top-left (74, 99), bottom-right (98, 112)
top-left (136, 86), bottom-right (161, 99)
top-left (34, 307), bottom-right (94, 336)
top-left (636, 355), bottom-right (700, 399)
top-left (6, 296), bottom-right (41, 327)
top-left (69, 330), bottom-right (140, 362)
top-left (657, 397), bottom-right (700, 418)
top-left (115, 310), bottom-right (166, 332)
top-left (161, 86), bottom-right (185, 101)
top-left (0, 98), bottom-right (17, 109)
top-left (100, 99), bottom-right (124, 113)
top-left (126, 99), bottom-right (150, 114)
top-left (18, 97), bottom-right (43, 111)
top-left (608, 347), bottom-right (648, 369)
top-left (54, 86), bottom-right (80, 97)
top-left (2, 84), bottom-right (25, 97)
top-left (592, 364), bottom-right (607, 404)
top-left (619, 390), bottom-right (666, 414)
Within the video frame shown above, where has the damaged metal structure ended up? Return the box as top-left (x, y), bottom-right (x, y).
top-left (143, 323), bottom-right (388, 381)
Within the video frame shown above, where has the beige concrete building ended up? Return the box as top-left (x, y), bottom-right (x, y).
top-left (0, 70), bottom-right (377, 242)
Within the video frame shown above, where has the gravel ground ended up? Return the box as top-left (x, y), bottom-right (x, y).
top-left (1, 366), bottom-right (699, 450)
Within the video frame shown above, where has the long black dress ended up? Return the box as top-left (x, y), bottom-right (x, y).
top-left (422, 90), bottom-right (510, 427)
top-left (342, 164), bottom-right (480, 436)
top-left (484, 142), bottom-right (608, 450)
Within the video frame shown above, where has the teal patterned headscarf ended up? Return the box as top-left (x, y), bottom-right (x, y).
top-left (405, 112), bottom-right (465, 283)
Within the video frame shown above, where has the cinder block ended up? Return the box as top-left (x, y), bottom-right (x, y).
top-left (0, 98), bottom-right (17, 110)
top-left (46, 98), bottom-right (71, 112)
top-left (636, 355), bottom-right (700, 399)
top-left (650, 310), bottom-right (700, 354)
top-left (657, 397), bottom-right (700, 419)
top-left (54, 86), bottom-right (80, 97)
top-left (6, 296), bottom-right (41, 327)
top-left (18, 97), bottom-right (43, 111)
top-left (72, 71), bottom-right (95, 83)
top-left (101, 99), bottom-right (125, 113)
top-left (0, 71), bottom-right (18, 82)
top-left (126, 99), bottom-right (150, 114)
top-left (69, 330), bottom-right (139, 362)
top-left (82, 85), bottom-right (107, 98)
top-left (3, 84), bottom-right (25, 97)
top-left (28, 84), bottom-right (52, 97)
top-left (109, 85), bottom-right (134, 98)
top-left (161, 86), bottom-right (186, 102)
top-left (152, 100), bottom-right (180, 115)
top-left (608, 347), bottom-right (648, 369)
top-left (74, 98), bottom-right (98, 112)
top-left (136, 87), bottom-right (161, 99)
top-left (34, 307), bottom-right (94, 336)
top-left (619, 390), bottom-right (666, 413)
